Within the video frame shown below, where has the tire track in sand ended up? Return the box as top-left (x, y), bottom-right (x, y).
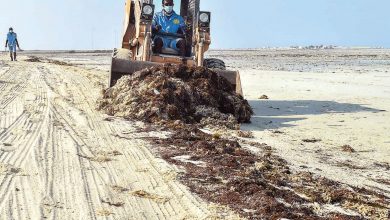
top-left (0, 61), bottom-right (238, 219)
top-left (41, 64), bottom-right (231, 219)
top-left (42, 65), bottom-right (211, 219)
top-left (0, 65), bottom-right (30, 135)
top-left (0, 64), bottom-right (99, 220)
top-left (0, 64), bottom-right (49, 219)
top-left (0, 65), bottom-right (31, 110)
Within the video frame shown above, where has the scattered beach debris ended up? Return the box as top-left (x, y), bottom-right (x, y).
top-left (336, 161), bottom-right (366, 170)
top-left (48, 59), bottom-right (71, 66)
top-left (211, 132), bottom-right (222, 140)
top-left (237, 130), bottom-right (254, 138)
top-left (374, 178), bottom-right (390, 186)
top-left (172, 155), bottom-right (207, 167)
top-left (130, 190), bottom-right (169, 203)
top-left (103, 150), bottom-right (123, 157)
top-left (97, 64), bottom-right (253, 129)
top-left (101, 199), bottom-right (124, 207)
top-left (25, 56), bottom-right (72, 66)
top-left (96, 208), bottom-right (113, 216)
top-left (341, 145), bottom-right (356, 153)
top-left (302, 138), bottom-right (322, 143)
top-left (0, 143), bottom-right (16, 153)
top-left (90, 155), bottom-right (112, 163)
top-left (0, 163), bottom-right (22, 175)
top-left (103, 116), bottom-right (115, 122)
top-left (258, 95), bottom-right (269, 100)
top-left (25, 56), bottom-right (42, 62)
top-left (150, 126), bottom-right (389, 219)
top-left (111, 185), bottom-right (129, 193)
top-left (77, 151), bottom-right (116, 163)
top-left (374, 162), bottom-right (390, 170)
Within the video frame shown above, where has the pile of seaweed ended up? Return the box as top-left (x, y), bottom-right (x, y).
top-left (98, 64), bottom-right (253, 129)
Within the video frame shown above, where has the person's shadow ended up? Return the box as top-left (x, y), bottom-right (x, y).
top-left (243, 100), bottom-right (385, 131)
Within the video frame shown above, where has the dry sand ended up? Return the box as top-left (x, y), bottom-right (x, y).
top-left (0, 48), bottom-right (389, 219)
top-left (0, 53), bottom-right (239, 219)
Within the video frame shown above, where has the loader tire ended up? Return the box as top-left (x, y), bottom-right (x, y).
top-left (203, 58), bottom-right (226, 70)
top-left (112, 48), bottom-right (132, 60)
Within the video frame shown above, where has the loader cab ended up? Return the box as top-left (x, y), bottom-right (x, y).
top-left (122, 0), bottom-right (210, 66)
top-left (153, 3), bottom-right (182, 57)
top-left (150, 0), bottom-right (205, 58)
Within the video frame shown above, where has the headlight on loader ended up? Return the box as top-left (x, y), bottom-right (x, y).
top-left (141, 3), bottom-right (155, 20)
top-left (199, 13), bottom-right (209, 23)
top-left (143, 5), bottom-right (153, 15)
top-left (198, 11), bottom-right (211, 28)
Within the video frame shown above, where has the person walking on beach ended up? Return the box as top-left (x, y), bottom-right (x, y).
top-left (5, 27), bottom-right (21, 61)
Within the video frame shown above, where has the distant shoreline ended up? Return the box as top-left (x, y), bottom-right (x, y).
top-left (17, 47), bottom-right (389, 53)
top-left (19, 50), bottom-right (112, 54)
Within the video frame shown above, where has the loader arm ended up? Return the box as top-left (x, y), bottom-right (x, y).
top-left (122, 0), bottom-right (135, 50)
top-left (121, 0), bottom-right (153, 61)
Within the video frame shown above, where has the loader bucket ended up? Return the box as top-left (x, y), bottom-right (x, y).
top-left (213, 69), bottom-right (243, 96)
top-left (109, 57), bottom-right (244, 96)
top-left (109, 57), bottom-right (160, 87)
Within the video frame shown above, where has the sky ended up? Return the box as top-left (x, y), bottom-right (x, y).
top-left (1, 0), bottom-right (389, 50)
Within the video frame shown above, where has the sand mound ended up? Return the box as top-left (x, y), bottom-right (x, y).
top-left (98, 64), bottom-right (253, 128)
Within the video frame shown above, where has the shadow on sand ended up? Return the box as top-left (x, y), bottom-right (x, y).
top-left (243, 100), bottom-right (384, 131)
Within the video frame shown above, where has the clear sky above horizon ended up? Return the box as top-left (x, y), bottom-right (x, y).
top-left (1, 0), bottom-right (389, 50)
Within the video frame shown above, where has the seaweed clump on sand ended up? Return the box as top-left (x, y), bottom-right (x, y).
top-left (25, 56), bottom-right (71, 66)
top-left (152, 127), bottom-right (390, 220)
top-left (25, 56), bottom-right (42, 62)
top-left (97, 64), bottom-right (253, 129)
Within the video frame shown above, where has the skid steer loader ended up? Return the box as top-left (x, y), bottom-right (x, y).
top-left (109, 0), bottom-right (243, 95)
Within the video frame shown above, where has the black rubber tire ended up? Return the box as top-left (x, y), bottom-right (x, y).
top-left (112, 48), bottom-right (132, 60)
top-left (203, 58), bottom-right (227, 70)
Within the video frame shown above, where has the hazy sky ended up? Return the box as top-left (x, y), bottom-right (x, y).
top-left (1, 0), bottom-right (389, 50)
